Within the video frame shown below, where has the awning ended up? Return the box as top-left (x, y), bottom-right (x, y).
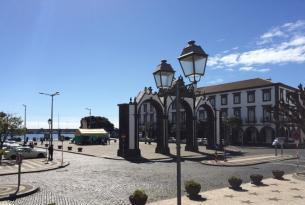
top-left (75, 129), bottom-right (108, 137)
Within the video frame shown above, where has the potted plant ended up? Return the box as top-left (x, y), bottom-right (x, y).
top-left (185, 180), bottom-right (201, 199)
top-left (58, 145), bottom-right (62, 149)
top-left (67, 146), bottom-right (72, 151)
top-left (34, 142), bottom-right (37, 146)
top-left (78, 147), bottom-right (83, 152)
top-left (272, 170), bottom-right (285, 179)
top-left (250, 174), bottom-right (263, 185)
top-left (228, 176), bottom-right (242, 190)
top-left (129, 189), bottom-right (148, 205)
top-left (45, 144), bottom-right (49, 147)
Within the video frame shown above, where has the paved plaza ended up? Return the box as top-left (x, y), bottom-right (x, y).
top-left (0, 144), bottom-right (304, 205)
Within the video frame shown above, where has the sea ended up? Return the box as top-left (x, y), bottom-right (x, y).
top-left (11, 133), bottom-right (75, 141)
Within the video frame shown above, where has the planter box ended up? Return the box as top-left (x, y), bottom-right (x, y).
top-left (272, 170), bottom-right (285, 179)
top-left (58, 145), bottom-right (63, 149)
top-left (78, 147), bottom-right (83, 152)
top-left (68, 147), bottom-right (72, 151)
top-left (45, 144), bottom-right (49, 148)
top-left (250, 174), bottom-right (263, 185)
top-left (34, 142), bottom-right (37, 146)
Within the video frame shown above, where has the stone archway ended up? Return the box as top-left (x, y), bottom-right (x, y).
top-left (259, 126), bottom-right (275, 144)
top-left (244, 127), bottom-right (259, 145)
top-left (167, 99), bottom-right (193, 151)
top-left (196, 99), bottom-right (215, 149)
top-left (137, 99), bottom-right (166, 154)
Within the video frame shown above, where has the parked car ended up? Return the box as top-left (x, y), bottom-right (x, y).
top-left (2, 142), bottom-right (21, 150)
top-left (4, 147), bottom-right (46, 160)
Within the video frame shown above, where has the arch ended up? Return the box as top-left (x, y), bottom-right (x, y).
top-left (137, 98), bottom-right (164, 153)
top-left (259, 126), bottom-right (275, 144)
top-left (167, 99), bottom-right (193, 146)
top-left (244, 127), bottom-right (259, 145)
top-left (196, 103), bottom-right (215, 148)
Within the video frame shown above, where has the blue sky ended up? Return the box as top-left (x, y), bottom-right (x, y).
top-left (1, 0), bottom-right (305, 128)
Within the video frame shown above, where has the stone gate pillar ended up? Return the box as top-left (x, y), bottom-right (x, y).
top-left (216, 110), bottom-right (221, 145)
top-left (117, 103), bottom-right (141, 158)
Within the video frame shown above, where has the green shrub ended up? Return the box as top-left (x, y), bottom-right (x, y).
top-left (129, 189), bottom-right (148, 205)
top-left (228, 176), bottom-right (242, 189)
top-left (185, 180), bottom-right (201, 198)
top-left (250, 174), bottom-right (263, 185)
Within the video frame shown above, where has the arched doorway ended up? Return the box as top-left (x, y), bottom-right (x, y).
top-left (259, 126), bottom-right (275, 144)
top-left (244, 127), bottom-right (259, 145)
top-left (196, 104), bottom-right (215, 148)
top-left (137, 99), bottom-right (165, 153)
top-left (168, 99), bottom-right (193, 150)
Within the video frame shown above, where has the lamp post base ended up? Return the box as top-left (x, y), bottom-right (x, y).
top-left (155, 146), bottom-right (170, 155)
top-left (117, 148), bottom-right (141, 159)
top-left (185, 145), bottom-right (198, 152)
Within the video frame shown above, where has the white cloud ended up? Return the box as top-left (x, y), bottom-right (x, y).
top-left (206, 78), bottom-right (224, 85)
top-left (239, 66), bottom-right (253, 71)
top-left (208, 20), bottom-right (305, 72)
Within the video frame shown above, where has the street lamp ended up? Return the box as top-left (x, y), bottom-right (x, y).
top-left (39, 91), bottom-right (60, 146)
top-left (22, 104), bottom-right (27, 142)
top-left (85, 107), bottom-right (92, 116)
top-left (153, 40), bottom-right (208, 205)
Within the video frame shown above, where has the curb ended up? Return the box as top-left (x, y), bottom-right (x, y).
top-left (0, 162), bottom-right (70, 176)
top-left (0, 185), bottom-right (40, 201)
top-left (201, 156), bottom-right (297, 167)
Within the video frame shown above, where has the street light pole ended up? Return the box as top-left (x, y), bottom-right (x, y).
top-left (22, 104), bottom-right (27, 142)
top-left (153, 40), bottom-right (208, 205)
top-left (39, 92), bottom-right (60, 146)
top-left (176, 79), bottom-right (182, 205)
top-left (85, 108), bottom-right (91, 116)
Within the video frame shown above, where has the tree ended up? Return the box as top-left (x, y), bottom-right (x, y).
top-left (273, 84), bottom-right (305, 134)
top-left (0, 112), bottom-right (24, 164)
top-left (80, 116), bottom-right (114, 132)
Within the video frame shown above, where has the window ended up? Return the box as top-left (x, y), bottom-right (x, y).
top-left (247, 91), bottom-right (255, 103)
top-left (233, 93), bottom-right (241, 104)
top-left (263, 106), bottom-right (271, 122)
top-left (280, 88), bottom-right (284, 100)
top-left (286, 91), bottom-right (290, 103)
top-left (262, 89), bottom-right (271, 101)
top-left (233, 107), bottom-right (241, 119)
top-left (144, 114), bottom-right (147, 123)
top-left (172, 112), bottom-right (176, 123)
top-left (220, 109), bottom-right (228, 121)
top-left (221, 94), bottom-right (228, 105)
top-left (149, 103), bottom-right (153, 112)
top-left (209, 96), bottom-right (216, 107)
top-left (172, 101), bottom-right (176, 110)
top-left (150, 113), bottom-right (154, 122)
top-left (198, 110), bottom-right (206, 121)
top-left (247, 106), bottom-right (256, 123)
top-left (143, 104), bottom-right (147, 112)
top-left (181, 111), bottom-right (186, 123)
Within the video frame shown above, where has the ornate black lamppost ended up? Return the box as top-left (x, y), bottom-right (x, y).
top-left (153, 40), bottom-right (208, 205)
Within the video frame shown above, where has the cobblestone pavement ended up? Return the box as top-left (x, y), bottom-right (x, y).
top-left (0, 149), bottom-right (304, 205)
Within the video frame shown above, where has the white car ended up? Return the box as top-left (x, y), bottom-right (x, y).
top-left (4, 147), bottom-right (46, 160)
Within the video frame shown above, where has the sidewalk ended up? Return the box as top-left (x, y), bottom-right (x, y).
top-left (0, 184), bottom-right (39, 201)
top-left (0, 159), bottom-right (69, 176)
top-left (36, 141), bottom-right (238, 161)
top-left (149, 174), bottom-right (304, 205)
top-left (201, 154), bottom-right (296, 166)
